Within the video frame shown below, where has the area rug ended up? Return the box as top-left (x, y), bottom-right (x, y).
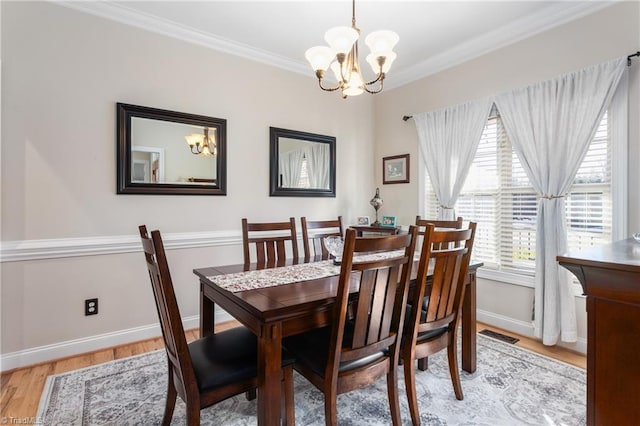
top-left (37, 334), bottom-right (585, 425)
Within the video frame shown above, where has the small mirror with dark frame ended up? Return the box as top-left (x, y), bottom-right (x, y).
top-left (269, 127), bottom-right (336, 197)
top-left (117, 103), bottom-right (227, 195)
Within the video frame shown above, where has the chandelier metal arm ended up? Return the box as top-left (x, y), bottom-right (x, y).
top-left (318, 79), bottom-right (342, 92)
top-left (364, 73), bottom-right (383, 86)
top-left (306, 0), bottom-right (397, 98)
top-left (363, 77), bottom-right (384, 94)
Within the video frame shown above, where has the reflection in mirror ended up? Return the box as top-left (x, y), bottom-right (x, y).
top-left (117, 103), bottom-right (226, 195)
top-left (270, 127), bottom-right (336, 197)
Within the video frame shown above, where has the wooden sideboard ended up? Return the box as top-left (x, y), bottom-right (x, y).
top-left (350, 225), bottom-right (399, 236)
top-left (557, 238), bottom-right (640, 426)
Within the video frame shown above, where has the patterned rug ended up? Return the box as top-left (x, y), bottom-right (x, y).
top-left (37, 334), bottom-right (586, 425)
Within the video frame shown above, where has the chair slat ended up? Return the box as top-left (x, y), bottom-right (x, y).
top-left (242, 218), bottom-right (298, 265)
top-left (283, 226), bottom-right (418, 425)
top-left (139, 224), bottom-right (295, 425)
top-left (301, 216), bottom-right (344, 260)
top-left (402, 222), bottom-right (477, 426)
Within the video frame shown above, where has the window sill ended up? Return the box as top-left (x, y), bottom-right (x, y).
top-left (476, 267), bottom-right (587, 297)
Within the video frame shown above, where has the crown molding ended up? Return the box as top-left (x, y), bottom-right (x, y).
top-left (51, 1), bottom-right (615, 90)
top-left (50, 0), bottom-right (311, 77)
top-left (386, 1), bottom-right (616, 89)
top-left (0, 230), bottom-right (241, 262)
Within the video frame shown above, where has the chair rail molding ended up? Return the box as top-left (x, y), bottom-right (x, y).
top-left (0, 230), bottom-right (242, 262)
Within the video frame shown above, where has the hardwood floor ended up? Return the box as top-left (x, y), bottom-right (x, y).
top-left (0, 322), bottom-right (585, 421)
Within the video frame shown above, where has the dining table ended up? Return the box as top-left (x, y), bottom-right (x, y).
top-left (194, 256), bottom-right (482, 426)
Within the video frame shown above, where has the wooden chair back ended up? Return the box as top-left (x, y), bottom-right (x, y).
top-left (139, 225), bottom-right (196, 401)
top-left (330, 227), bottom-right (418, 392)
top-left (242, 217), bottom-right (299, 266)
top-left (415, 215), bottom-right (463, 249)
top-left (402, 222), bottom-right (476, 425)
top-left (410, 223), bottom-right (476, 336)
top-left (301, 216), bottom-right (344, 260)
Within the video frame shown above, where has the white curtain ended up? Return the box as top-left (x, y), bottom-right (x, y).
top-left (414, 98), bottom-right (493, 219)
top-left (306, 144), bottom-right (330, 189)
top-left (279, 150), bottom-right (304, 188)
top-left (495, 57), bottom-right (626, 345)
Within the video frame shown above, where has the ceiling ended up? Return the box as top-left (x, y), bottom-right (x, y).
top-left (60, 0), bottom-right (613, 89)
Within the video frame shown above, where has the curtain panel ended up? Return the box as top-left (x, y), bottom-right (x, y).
top-left (305, 144), bottom-right (330, 190)
top-left (495, 57), bottom-right (626, 345)
top-left (413, 98), bottom-right (493, 220)
top-left (279, 150), bottom-right (304, 188)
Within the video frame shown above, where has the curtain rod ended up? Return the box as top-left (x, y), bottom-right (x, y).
top-left (403, 52), bottom-right (640, 121)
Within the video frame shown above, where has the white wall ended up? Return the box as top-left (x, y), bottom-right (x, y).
top-left (0, 2), bottom-right (376, 367)
top-left (373, 1), bottom-right (640, 352)
top-left (1, 1), bottom-right (638, 369)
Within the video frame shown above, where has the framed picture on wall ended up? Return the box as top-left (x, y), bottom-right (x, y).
top-left (381, 215), bottom-right (397, 228)
top-left (383, 154), bottom-right (410, 184)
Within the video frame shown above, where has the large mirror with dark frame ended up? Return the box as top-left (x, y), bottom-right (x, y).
top-left (269, 127), bottom-right (336, 197)
top-left (117, 103), bottom-right (226, 195)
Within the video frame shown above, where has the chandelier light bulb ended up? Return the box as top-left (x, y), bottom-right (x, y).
top-left (342, 71), bottom-right (365, 97)
top-left (364, 30), bottom-right (399, 56)
top-left (185, 128), bottom-right (216, 157)
top-left (366, 51), bottom-right (396, 74)
top-left (306, 0), bottom-right (398, 98)
top-left (330, 61), bottom-right (343, 81)
top-left (324, 26), bottom-right (359, 56)
top-left (305, 46), bottom-right (335, 72)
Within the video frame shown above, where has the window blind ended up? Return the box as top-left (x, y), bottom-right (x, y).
top-left (423, 110), bottom-right (611, 277)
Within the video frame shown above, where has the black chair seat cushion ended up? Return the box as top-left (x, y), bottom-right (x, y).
top-left (403, 304), bottom-right (448, 346)
top-left (283, 323), bottom-right (385, 377)
top-left (189, 326), bottom-right (295, 393)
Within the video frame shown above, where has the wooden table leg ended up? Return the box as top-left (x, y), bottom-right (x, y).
top-left (461, 271), bottom-right (477, 373)
top-left (199, 282), bottom-right (215, 338)
top-left (257, 322), bottom-right (282, 426)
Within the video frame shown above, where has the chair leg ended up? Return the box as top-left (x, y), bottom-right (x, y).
top-left (447, 337), bottom-right (464, 400)
top-left (404, 355), bottom-right (421, 426)
top-left (386, 365), bottom-right (402, 426)
top-left (245, 389), bottom-right (257, 401)
top-left (282, 366), bottom-right (295, 426)
top-left (161, 367), bottom-right (177, 426)
top-left (417, 356), bottom-right (428, 371)
top-left (185, 400), bottom-right (201, 426)
top-left (324, 388), bottom-right (338, 426)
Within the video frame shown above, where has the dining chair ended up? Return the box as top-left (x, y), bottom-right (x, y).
top-left (284, 226), bottom-right (419, 426)
top-left (300, 216), bottom-right (345, 260)
top-left (402, 222), bottom-right (476, 426)
top-left (138, 225), bottom-right (295, 426)
top-left (241, 217), bottom-right (299, 266)
top-left (415, 215), bottom-right (463, 249)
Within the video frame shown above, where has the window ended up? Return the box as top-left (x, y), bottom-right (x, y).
top-left (423, 110), bottom-right (612, 278)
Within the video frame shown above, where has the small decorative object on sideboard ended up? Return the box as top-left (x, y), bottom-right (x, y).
top-left (381, 215), bottom-right (397, 228)
top-left (633, 232), bottom-right (640, 242)
top-left (369, 188), bottom-right (383, 226)
top-left (356, 216), bottom-right (370, 226)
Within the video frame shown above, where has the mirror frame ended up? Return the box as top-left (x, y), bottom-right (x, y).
top-left (117, 103), bottom-right (227, 195)
top-left (269, 127), bottom-right (336, 197)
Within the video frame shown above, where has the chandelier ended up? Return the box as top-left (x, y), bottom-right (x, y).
top-left (305, 0), bottom-right (398, 98)
top-left (185, 127), bottom-right (217, 157)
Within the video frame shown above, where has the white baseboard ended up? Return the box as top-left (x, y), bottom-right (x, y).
top-left (0, 310), bottom-right (233, 372)
top-left (2, 306), bottom-right (586, 371)
top-left (477, 309), bottom-right (586, 354)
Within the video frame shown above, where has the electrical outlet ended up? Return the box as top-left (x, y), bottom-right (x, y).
top-left (85, 298), bottom-right (98, 316)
